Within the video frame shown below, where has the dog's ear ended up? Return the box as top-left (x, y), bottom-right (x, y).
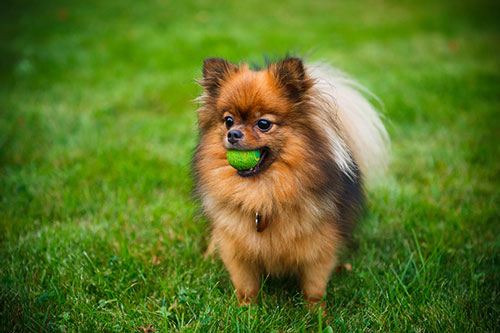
top-left (201, 58), bottom-right (238, 98)
top-left (271, 57), bottom-right (311, 102)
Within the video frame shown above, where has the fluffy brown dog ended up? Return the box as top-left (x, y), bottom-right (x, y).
top-left (193, 57), bottom-right (389, 306)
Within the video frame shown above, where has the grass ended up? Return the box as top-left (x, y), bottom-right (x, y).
top-left (1, 0), bottom-right (499, 331)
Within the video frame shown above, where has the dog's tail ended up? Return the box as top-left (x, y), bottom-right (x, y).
top-left (307, 63), bottom-right (390, 180)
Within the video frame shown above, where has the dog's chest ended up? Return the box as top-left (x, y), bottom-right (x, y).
top-left (232, 214), bottom-right (325, 272)
top-left (215, 204), bottom-right (337, 273)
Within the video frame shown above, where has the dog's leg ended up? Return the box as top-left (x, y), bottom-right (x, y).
top-left (300, 259), bottom-right (336, 309)
top-left (221, 254), bottom-right (261, 306)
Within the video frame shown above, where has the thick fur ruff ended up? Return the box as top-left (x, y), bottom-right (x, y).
top-left (193, 57), bottom-right (389, 305)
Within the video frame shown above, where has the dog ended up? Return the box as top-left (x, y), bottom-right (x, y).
top-left (192, 57), bottom-right (389, 307)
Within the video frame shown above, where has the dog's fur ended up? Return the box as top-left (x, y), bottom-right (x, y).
top-left (193, 57), bottom-right (389, 306)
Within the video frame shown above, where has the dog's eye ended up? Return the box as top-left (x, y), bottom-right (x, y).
top-left (224, 116), bottom-right (234, 129)
top-left (256, 119), bottom-right (272, 132)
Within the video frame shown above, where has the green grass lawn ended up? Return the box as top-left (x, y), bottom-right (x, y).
top-left (1, 0), bottom-right (499, 331)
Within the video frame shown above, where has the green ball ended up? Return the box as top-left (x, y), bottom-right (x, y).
top-left (226, 149), bottom-right (260, 171)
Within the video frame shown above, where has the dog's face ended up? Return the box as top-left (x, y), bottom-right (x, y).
top-left (198, 57), bottom-right (314, 177)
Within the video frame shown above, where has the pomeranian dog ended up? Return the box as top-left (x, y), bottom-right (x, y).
top-left (193, 57), bottom-right (389, 307)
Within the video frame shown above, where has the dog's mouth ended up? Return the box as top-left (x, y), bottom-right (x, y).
top-left (237, 147), bottom-right (272, 177)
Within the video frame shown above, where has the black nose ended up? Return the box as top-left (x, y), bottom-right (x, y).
top-left (227, 130), bottom-right (243, 144)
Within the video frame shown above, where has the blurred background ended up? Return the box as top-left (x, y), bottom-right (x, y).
top-left (1, 0), bottom-right (499, 331)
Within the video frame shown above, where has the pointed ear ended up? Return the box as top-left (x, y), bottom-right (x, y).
top-left (271, 57), bottom-right (311, 101)
top-left (201, 58), bottom-right (238, 97)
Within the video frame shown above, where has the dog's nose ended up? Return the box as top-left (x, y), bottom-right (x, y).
top-left (227, 130), bottom-right (243, 144)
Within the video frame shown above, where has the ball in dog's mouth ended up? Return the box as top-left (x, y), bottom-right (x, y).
top-left (226, 148), bottom-right (270, 177)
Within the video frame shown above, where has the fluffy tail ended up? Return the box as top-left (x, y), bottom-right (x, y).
top-left (307, 63), bottom-right (390, 180)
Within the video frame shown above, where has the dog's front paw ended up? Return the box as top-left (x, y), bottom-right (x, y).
top-left (236, 290), bottom-right (258, 307)
top-left (305, 295), bottom-right (327, 315)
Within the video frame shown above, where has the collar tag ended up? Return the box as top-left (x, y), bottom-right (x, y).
top-left (255, 212), bottom-right (268, 232)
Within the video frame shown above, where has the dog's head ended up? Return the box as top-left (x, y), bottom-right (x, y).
top-left (197, 57), bottom-right (315, 177)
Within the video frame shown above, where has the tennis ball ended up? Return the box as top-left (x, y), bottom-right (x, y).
top-left (226, 149), bottom-right (260, 171)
